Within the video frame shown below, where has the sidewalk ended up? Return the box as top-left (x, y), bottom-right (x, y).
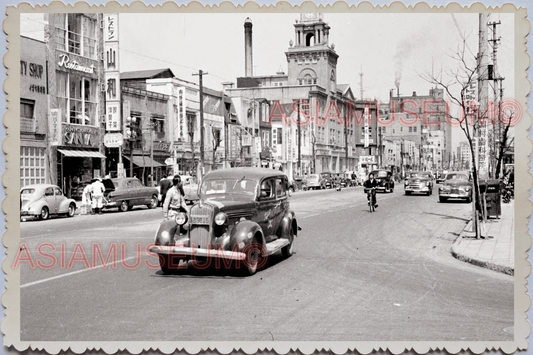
top-left (451, 200), bottom-right (514, 275)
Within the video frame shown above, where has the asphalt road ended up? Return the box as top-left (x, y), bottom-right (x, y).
top-left (18, 185), bottom-right (514, 342)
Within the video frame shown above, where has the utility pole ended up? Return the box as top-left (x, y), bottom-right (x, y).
top-left (488, 18), bottom-right (504, 178)
top-left (193, 70), bottom-right (208, 179)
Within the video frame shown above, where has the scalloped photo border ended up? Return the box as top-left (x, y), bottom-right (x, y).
top-left (2, 1), bottom-right (531, 354)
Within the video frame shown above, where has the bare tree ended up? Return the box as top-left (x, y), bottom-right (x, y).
top-left (422, 40), bottom-right (491, 238)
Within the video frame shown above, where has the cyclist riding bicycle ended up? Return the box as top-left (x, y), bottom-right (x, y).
top-left (363, 172), bottom-right (379, 208)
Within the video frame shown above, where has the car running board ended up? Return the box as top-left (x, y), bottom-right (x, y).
top-left (265, 239), bottom-right (290, 256)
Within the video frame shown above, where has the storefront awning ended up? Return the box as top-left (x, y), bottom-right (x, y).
top-left (123, 155), bottom-right (165, 168)
top-left (58, 149), bottom-right (106, 158)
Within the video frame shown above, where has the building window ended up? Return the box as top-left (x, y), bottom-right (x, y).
top-left (21, 99), bottom-right (34, 119)
top-left (382, 127), bottom-right (386, 133)
top-left (57, 71), bottom-right (97, 126)
top-left (409, 127), bottom-right (412, 132)
top-left (413, 127), bottom-right (417, 132)
top-left (55, 14), bottom-right (97, 59)
top-left (152, 115), bottom-right (165, 135)
top-left (20, 146), bottom-right (46, 187)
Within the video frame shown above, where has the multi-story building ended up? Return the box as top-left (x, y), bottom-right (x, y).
top-left (21, 13), bottom-right (107, 199)
top-left (457, 140), bottom-right (472, 170)
top-left (227, 14), bottom-right (376, 179)
top-left (20, 36), bottom-right (49, 188)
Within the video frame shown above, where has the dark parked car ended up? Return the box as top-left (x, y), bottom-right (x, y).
top-left (438, 172), bottom-right (472, 203)
top-left (149, 167), bottom-right (299, 275)
top-left (319, 172), bottom-right (333, 189)
top-left (370, 169), bottom-right (395, 193)
top-left (103, 177), bottom-right (159, 212)
top-left (20, 184), bottom-right (77, 220)
top-left (404, 171), bottom-right (433, 195)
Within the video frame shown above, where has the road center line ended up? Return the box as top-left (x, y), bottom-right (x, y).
top-left (20, 256), bottom-right (138, 289)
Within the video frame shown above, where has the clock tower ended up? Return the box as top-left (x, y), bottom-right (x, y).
top-left (285, 13), bottom-right (338, 93)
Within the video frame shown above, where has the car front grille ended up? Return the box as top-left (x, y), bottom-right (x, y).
top-left (189, 203), bottom-right (215, 249)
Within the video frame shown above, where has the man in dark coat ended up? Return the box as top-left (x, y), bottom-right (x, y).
top-left (159, 175), bottom-right (172, 209)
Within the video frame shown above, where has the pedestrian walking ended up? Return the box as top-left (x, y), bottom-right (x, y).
top-left (163, 175), bottom-right (190, 220)
top-left (82, 181), bottom-right (93, 214)
top-left (91, 177), bottom-right (106, 215)
top-left (159, 174), bottom-right (172, 209)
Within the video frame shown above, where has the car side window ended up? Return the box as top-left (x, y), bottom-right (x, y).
top-left (132, 180), bottom-right (143, 188)
top-left (260, 179), bottom-right (273, 199)
top-left (54, 187), bottom-right (62, 196)
top-left (44, 187), bottom-right (53, 196)
top-left (275, 178), bottom-right (286, 198)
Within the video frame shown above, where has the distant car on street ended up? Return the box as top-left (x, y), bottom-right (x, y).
top-left (103, 177), bottom-right (159, 212)
top-left (438, 172), bottom-right (472, 203)
top-left (404, 171), bottom-right (434, 196)
top-left (435, 170), bottom-right (448, 184)
top-left (180, 175), bottom-right (200, 204)
top-left (20, 184), bottom-right (77, 220)
top-left (370, 169), bottom-right (395, 193)
top-left (149, 167), bottom-right (299, 275)
top-left (307, 173), bottom-right (331, 190)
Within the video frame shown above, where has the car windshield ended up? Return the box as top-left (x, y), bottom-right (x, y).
top-left (200, 178), bottom-right (257, 197)
top-left (445, 173), bottom-right (469, 181)
top-left (373, 171), bottom-right (388, 178)
top-left (21, 188), bottom-right (36, 195)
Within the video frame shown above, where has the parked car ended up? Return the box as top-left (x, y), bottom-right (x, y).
top-left (293, 175), bottom-right (308, 192)
top-left (343, 171), bottom-right (357, 187)
top-left (178, 175), bottom-right (200, 203)
top-left (20, 184), bottom-right (77, 220)
top-left (438, 172), bottom-right (472, 203)
top-left (103, 177), bottom-right (159, 212)
top-left (370, 169), bottom-right (395, 193)
top-left (149, 167), bottom-right (299, 275)
top-left (307, 173), bottom-right (329, 190)
top-left (404, 171), bottom-right (434, 196)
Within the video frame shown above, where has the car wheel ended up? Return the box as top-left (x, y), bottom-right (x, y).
top-left (288, 187), bottom-right (294, 197)
top-left (147, 195), bottom-right (158, 209)
top-left (465, 196), bottom-right (472, 203)
top-left (390, 187), bottom-right (394, 193)
top-left (244, 241), bottom-right (263, 276)
top-left (66, 203), bottom-right (76, 217)
top-left (405, 191), bottom-right (411, 196)
top-left (282, 226), bottom-right (295, 258)
top-left (159, 255), bottom-right (181, 275)
top-left (40, 206), bottom-right (49, 220)
top-left (119, 201), bottom-right (129, 212)
top-left (439, 197), bottom-right (448, 203)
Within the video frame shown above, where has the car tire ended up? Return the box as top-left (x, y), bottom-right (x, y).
top-left (439, 197), bottom-right (448, 203)
top-left (281, 226), bottom-right (295, 258)
top-left (244, 241), bottom-right (263, 276)
top-left (405, 191), bottom-right (411, 196)
top-left (119, 201), bottom-right (129, 212)
top-left (465, 196), bottom-right (472, 203)
top-left (288, 187), bottom-right (294, 197)
top-left (147, 195), bottom-right (158, 209)
top-left (66, 203), bottom-right (76, 217)
top-left (159, 255), bottom-right (181, 275)
top-left (39, 206), bottom-right (49, 220)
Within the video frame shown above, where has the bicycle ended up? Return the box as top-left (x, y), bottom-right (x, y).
top-left (365, 187), bottom-right (377, 212)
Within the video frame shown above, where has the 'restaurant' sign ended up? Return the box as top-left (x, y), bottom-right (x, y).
top-left (57, 54), bottom-right (95, 74)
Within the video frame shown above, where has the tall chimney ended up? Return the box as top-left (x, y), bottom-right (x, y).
top-left (244, 18), bottom-right (253, 77)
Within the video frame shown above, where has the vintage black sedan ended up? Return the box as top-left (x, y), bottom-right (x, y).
top-left (438, 172), bottom-right (472, 203)
top-left (404, 171), bottom-right (434, 195)
top-left (103, 177), bottom-right (159, 212)
top-left (370, 169), bottom-right (395, 193)
top-left (149, 168), bottom-right (299, 275)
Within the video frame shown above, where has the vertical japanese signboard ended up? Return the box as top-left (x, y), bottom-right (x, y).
top-left (104, 13), bottom-right (121, 131)
top-left (363, 107), bottom-right (370, 148)
top-left (177, 87), bottom-right (185, 140)
top-left (49, 109), bottom-right (62, 146)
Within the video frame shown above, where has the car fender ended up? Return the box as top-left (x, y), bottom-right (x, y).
top-left (29, 200), bottom-right (47, 214)
top-left (229, 220), bottom-right (265, 249)
top-left (58, 199), bottom-right (75, 214)
top-left (279, 210), bottom-right (298, 239)
top-left (154, 219), bottom-right (179, 247)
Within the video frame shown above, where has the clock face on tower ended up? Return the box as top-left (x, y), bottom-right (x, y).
top-left (303, 13), bottom-right (317, 20)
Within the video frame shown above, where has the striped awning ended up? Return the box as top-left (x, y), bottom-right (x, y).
top-left (123, 155), bottom-right (165, 168)
top-left (58, 149), bottom-right (106, 158)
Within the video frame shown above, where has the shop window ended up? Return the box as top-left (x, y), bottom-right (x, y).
top-left (20, 99), bottom-right (34, 119)
top-left (55, 14), bottom-right (97, 59)
top-left (20, 146), bottom-right (47, 187)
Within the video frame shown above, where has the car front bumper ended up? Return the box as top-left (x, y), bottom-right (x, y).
top-left (405, 185), bottom-right (431, 193)
top-left (439, 191), bottom-right (470, 198)
top-left (149, 245), bottom-right (247, 261)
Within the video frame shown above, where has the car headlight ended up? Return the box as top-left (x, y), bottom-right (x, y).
top-left (174, 212), bottom-right (187, 225)
top-left (215, 212), bottom-right (227, 226)
top-left (465, 186), bottom-right (471, 192)
top-left (426, 181), bottom-right (430, 186)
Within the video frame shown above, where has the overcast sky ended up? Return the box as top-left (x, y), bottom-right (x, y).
top-left (118, 12), bottom-right (515, 104)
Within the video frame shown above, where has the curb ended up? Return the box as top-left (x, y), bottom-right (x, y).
top-left (450, 219), bottom-right (514, 276)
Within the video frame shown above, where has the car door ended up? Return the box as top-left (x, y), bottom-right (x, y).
top-left (43, 187), bottom-right (56, 214)
top-left (54, 187), bottom-right (66, 214)
top-left (257, 178), bottom-right (278, 242)
top-left (133, 178), bottom-right (150, 204)
top-left (124, 179), bottom-right (137, 205)
top-left (130, 179), bottom-right (145, 205)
